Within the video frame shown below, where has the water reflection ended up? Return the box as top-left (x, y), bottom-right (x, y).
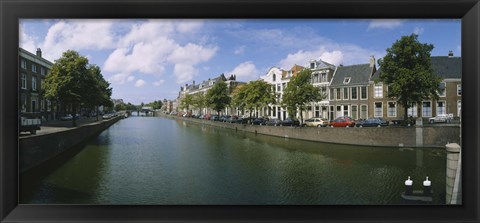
top-left (21, 116), bottom-right (446, 205)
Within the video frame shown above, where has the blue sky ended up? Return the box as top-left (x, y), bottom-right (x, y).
top-left (20, 19), bottom-right (460, 105)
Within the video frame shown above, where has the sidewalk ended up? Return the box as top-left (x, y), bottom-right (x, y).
top-left (20, 117), bottom-right (106, 138)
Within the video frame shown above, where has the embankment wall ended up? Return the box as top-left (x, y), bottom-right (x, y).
top-left (161, 114), bottom-right (460, 148)
top-left (19, 117), bottom-right (122, 173)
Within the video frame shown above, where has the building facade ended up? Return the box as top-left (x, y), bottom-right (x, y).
top-left (369, 55), bottom-right (461, 121)
top-left (19, 48), bottom-right (53, 116)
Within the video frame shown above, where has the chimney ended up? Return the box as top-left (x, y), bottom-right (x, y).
top-left (36, 48), bottom-right (42, 57)
top-left (448, 50), bottom-right (454, 57)
top-left (369, 55), bottom-right (375, 68)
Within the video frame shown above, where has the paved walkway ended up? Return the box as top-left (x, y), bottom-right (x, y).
top-left (20, 117), bottom-right (106, 138)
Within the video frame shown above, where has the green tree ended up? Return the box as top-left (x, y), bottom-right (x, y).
top-left (246, 80), bottom-right (276, 118)
top-left (44, 50), bottom-right (91, 126)
top-left (206, 81), bottom-right (231, 115)
top-left (146, 100), bottom-right (163, 110)
top-left (86, 64), bottom-right (113, 121)
top-left (377, 34), bottom-right (441, 121)
top-left (282, 69), bottom-right (323, 124)
top-left (179, 94), bottom-right (194, 113)
top-left (192, 92), bottom-right (207, 115)
top-left (232, 84), bottom-right (250, 116)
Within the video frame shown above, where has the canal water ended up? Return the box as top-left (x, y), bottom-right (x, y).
top-left (21, 115), bottom-right (446, 205)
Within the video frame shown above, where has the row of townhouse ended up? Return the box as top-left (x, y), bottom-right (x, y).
top-left (259, 52), bottom-right (461, 121)
top-left (178, 74), bottom-right (244, 115)
top-left (174, 51), bottom-right (461, 122)
top-left (19, 48), bottom-right (53, 115)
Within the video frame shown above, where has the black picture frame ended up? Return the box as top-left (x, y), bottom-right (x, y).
top-left (1, 0), bottom-right (479, 222)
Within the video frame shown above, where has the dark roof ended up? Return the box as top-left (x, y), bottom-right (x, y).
top-left (430, 56), bottom-right (461, 78)
top-left (372, 56), bottom-right (461, 79)
top-left (330, 64), bottom-right (373, 87)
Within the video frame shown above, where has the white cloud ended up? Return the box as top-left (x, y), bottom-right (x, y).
top-left (103, 20), bottom-right (217, 84)
top-left (234, 46), bottom-right (245, 55)
top-left (414, 27), bottom-right (425, 35)
top-left (135, 79), bottom-right (146, 87)
top-left (40, 20), bottom-right (116, 61)
top-left (368, 19), bottom-right (404, 30)
top-left (153, 80), bottom-right (165, 86)
top-left (127, 76), bottom-right (135, 82)
top-left (279, 45), bottom-right (381, 69)
top-left (226, 61), bottom-right (260, 81)
top-left (175, 20), bottom-right (204, 33)
top-left (19, 25), bottom-right (37, 53)
top-left (108, 73), bottom-right (131, 85)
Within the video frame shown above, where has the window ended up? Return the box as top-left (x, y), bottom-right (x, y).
top-left (437, 101), bottom-right (446, 115)
top-left (343, 88), bottom-right (349, 100)
top-left (273, 74), bottom-right (276, 82)
top-left (387, 102), bottom-right (397, 117)
top-left (336, 88), bottom-right (341, 100)
top-left (407, 103), bottom-right (418, 117)
top-left (343, 105), bottom-right (349, 116)
top-left (32, 76), bottom-right (37, 90)
top-left (272, 85), bottom-right (275, 92)
top-left (374, 102), bottom-right (383, 117)
top-left (360, 86), bottom-right (367, 100)
top-left (351, 105), bottom-right (358, 120)
top-left (310, 62), bottom-right (315, 69)
top-left (273, 107), bottom-right (276, 117)
top-left (282, 83), bottom-right (286, 90)
top-left (31, 64), bottom-right (37, 73)
top-left (457, 100), bottom-right (461, 118)
top-left (343, 77), bottom-right (351, 84)
top-left (330, 88), bottom-right (335, 100)
top-left (360, 105), bottom-right (368, 119)
top-left (321, 73), bottom-right (327, 82)
top-left (374, 83), bottom-right (383, 98)
top-left (21, 94), bottom-right (27, 112)
top-left (422, 101), bottom-right (432, 117)
top-left (21, 59), bottom-right (27, 69)
top-left (41, 67), bottom-right (46, 75)
top-left (315, 106), bottom-right (320, 117)
top-left (21, 73), bottom-right (27, 89)
top-left (438, 82), bottom-right (446, 97)
top-left (277, 84), bottom-right (281, 92)
top-left (351, 87), bottom-right (358, 100)
top-left (457, 84), bottom-right (461, 96)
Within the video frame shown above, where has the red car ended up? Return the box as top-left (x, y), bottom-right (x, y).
top-left (329, 116), bottom-right (356, 128)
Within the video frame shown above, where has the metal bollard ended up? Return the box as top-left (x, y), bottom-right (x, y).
top-left (405, 176), bottom-right (413, 195)
top-left (423, 176), bottom-right (431, 196)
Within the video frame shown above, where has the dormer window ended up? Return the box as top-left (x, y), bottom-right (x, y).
top-left (273, 74), bottom-right (276, 82)
top-left (310, 63), bottom-right (315, 69)
top-left (343, 77), bottom-right (351, 84)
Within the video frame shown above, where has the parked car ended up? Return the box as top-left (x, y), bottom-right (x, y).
top-left (356, 118), bottom-right (389, 127)
top-left (203, 114), bottom-right (212, 120)
top-left (219, 115), bottom-right (231, 122)
top-left (235, 117), bottom-right (249, 124)
top-left (252, 118), bottom-right (267, 125)
top-left (211, 115), bottom-right (220, 121)
top-left (60, 114), bottom-right (73, 121)
top-left (304, 117), bottom-right (329, 127)
top-left (265, 118), bottom-right (282, 126)
top-left (226, 116), bottom-right (238, 123)
top-left (281, 118), bottom-right (300, 126)
top-left (329, 117), bottom-right (355, 127)
top-left (429, 114), bottom-right (453, 124)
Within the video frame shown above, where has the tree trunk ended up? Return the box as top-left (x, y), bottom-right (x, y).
top-left (403, 101), bottom-right (409, 121)
top-left (300, 109), bottom-right (304, 125)
top-left (72, 104), bottom-right (77, 127)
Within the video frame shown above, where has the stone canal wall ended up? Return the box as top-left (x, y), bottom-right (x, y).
top-left (19, 116), bottom-right (122, 173)
top-left (162, 115), bottom-right (460, 148)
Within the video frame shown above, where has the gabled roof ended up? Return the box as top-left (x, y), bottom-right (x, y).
top-left (430, 56), bottom-right (461, 79)
top-left (330, 64), bottom-right (373, 87)
top-left (372, 56), bottom-right (461, 80)
top-left (309, 59), bottom-right (336, 70)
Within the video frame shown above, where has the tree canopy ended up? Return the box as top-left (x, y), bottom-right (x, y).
top-left (377, 34), bottom-right (441, 120)
top-left (206, 81), bottom-right (231, 115)
top-left (282, 69), bottom-right (323, 124)
top-left (44, 50), bottom-right (112, 126)
top-left (179, 94), bottom-right (194, 112)
top-left (192, 92), bottom-right (207, 115)
top-left (232, 81), bottom-right (276, 118)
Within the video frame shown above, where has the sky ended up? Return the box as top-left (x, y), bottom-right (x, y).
top-left (19, 19), bottom-right (461, 105)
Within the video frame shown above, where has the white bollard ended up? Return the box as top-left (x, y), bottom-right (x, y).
top-left (405, 176), bottom-right (413, 195)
